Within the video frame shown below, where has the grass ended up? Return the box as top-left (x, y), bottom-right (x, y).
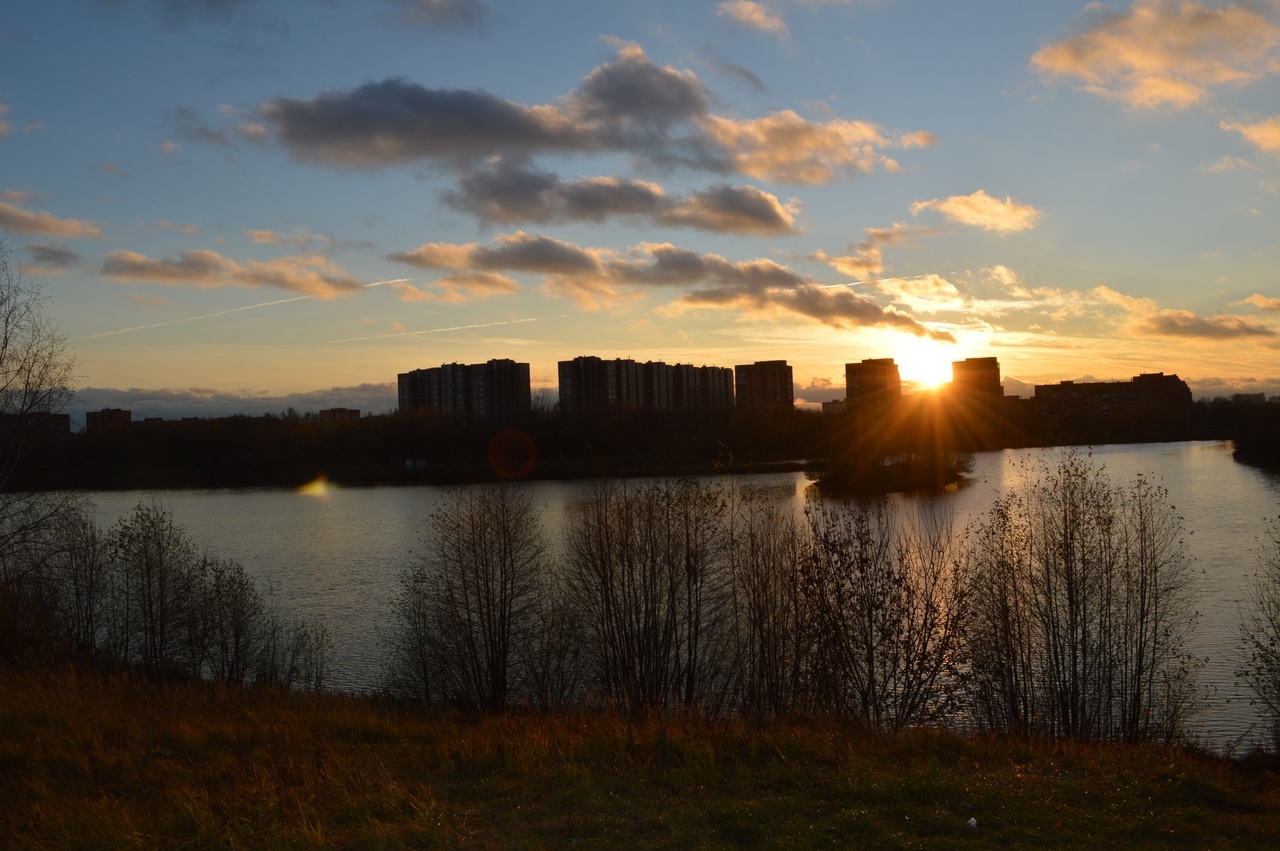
top-left (2, 667), bottom-right (1279, 848)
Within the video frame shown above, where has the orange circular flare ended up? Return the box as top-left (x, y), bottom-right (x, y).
top-left (487, 430), bottom-right (537, 480)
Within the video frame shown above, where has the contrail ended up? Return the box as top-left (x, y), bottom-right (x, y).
top-left (328, 317), bottom-right (538, 343)
top-left (819, 274), bottom-right (933, 290)
top-left (86, 279), bottom-right (410, 339)
top-left (87, 295), bottom-right (312, 338)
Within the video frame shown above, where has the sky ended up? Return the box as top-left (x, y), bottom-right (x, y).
top-left (2, 0), bottom-right (1279, 421)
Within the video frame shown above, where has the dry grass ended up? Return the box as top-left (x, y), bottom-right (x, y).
top-left (2, 666), bottom-right (1278, 848)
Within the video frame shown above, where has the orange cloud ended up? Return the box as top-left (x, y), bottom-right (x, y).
top-left (911, 190), bottom-right (1041, 233)
top-left (1221, 115), bottom-right (1280, 153)
top-left (1239, 293), bottom-right (1280, 311)
top-left (0, 201), bottom-right (102, 238)
top-left (813, 223), bottom-right (937, 279)
top-left (391, 272), bottom-right (522, 303)
top-left (703, 111), bottom-right (898, 183)
top-left (716, 1), bottom-right (787, 34)
top-left (1031, 1), bottom-right (1280, 110)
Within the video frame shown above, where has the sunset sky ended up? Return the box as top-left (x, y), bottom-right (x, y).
top-left (3, 0), bottom-right (1279, 420)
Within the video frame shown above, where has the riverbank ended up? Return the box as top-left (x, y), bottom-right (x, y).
top-left (3, 667), bottom-right (1278, 848)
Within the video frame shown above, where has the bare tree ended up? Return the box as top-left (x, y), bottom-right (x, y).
top-left (385, 484), bottom-right (549, 709)
top-left (0, 242), bottom-right (78, 659)
top-left (108, 501), bottom-right (198, 672)
top-left (966, 452), bottom-right (1196, 742)
top-left (720, 484), bottom-right (807, 718)
top-left (801, 499), bottom-right (968, 732)
top-left (564, 479), bottom-right (727, 714)
top-left (1239, 517), bottom-right (1280, 752)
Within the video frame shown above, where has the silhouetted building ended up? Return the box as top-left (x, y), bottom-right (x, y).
top-left (672, 363), bottom-right (734, 411)
top-left (0, 412), bottom-right (71, 435)
top-left (398, 359), bottom-right (531, 423)
top-left (560, 356), bottom-right (732, 414)
top-left (1030, 372), bottom-right (1192, 442)
top-left (845, 358), bottom-right (901, 407)
top-left (85, 408), bottom-right (131, 430)
top-left (735, 360), bottom-right (793, 409)
top-left (951, 357), bottom-right (1002, 402)
top-left (319, 408), bottom-right (361, 424)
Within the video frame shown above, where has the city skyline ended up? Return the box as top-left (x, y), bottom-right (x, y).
top-left (3, 1), bottom-right (1279, 423)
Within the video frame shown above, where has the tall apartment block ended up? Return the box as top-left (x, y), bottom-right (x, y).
top-left (398, 358), bottom-right (531, 423)
top-left (951, 357), bottom-right (1003, 401)
top-left (85, 408), bottom-right (132, 430)
top-left (558, 356), bottom-right (734, 415)
top-left (845, 358), bottom-right (901, 407)
top-left (735, 360), bottom-right (793, 409)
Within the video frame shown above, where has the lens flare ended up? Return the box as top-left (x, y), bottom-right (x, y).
top-left (298, 474), bottom-right (332, 497)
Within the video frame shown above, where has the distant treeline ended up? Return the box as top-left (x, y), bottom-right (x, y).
top-left (7, 396), bottom-right (1280, 492)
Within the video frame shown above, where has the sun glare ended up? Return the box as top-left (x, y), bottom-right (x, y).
top-left (895, 344), bottom-right (957, 392)
top-left (298, 474), bottom-right (332, 498)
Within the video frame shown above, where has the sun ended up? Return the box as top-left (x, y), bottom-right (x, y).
top-left (894, 342), bottom-right (957, 392)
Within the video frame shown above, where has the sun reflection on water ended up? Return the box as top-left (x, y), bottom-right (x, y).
top-left (297, 474), bottom-right (332, 498)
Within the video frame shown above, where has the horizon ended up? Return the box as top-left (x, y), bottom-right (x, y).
top-left (3, 1), bottom-right (1278, 418)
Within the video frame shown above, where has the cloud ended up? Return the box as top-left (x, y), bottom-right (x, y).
top-left (794, 376), bottom-right (843, 405)
top-left (247, 228), bottom-right (335, 252)
top-left (157, 220), bottom-right (200, 237)
top-left (97, 162), bottom-right (130, 177)
top-left (813, 223), bottom-right (936, 279)
top-left (68, 382), bottom-right (398, 423)
top-left (700, 110), bottom-right (900, 183)
top-left (1090, 284), bottom-right (1159, 314)
top-left (384, 0), bottom-right (489, 32)
top-left (390, 272), bottom-right (521, 303)
top-left (706, 56), bottom-right (766, 92)
top-left (98, 0), bottom-right (279, 33)
top-left (872, 273), bottom-right (963, 311)
top-left (389, 230), bottom-right (951, 338)
top-left (1202, 154), bottom-right (1254, 172)
top-left (1221, 114), bottom-right (1280, 153)
top-left (717, 1), bottom-right (788, 35)
top-left (170, 105), bottom-right (232, 146)
top-left (0, 201), bottom-right (103, 238)
top-left (1238, 293), bottom-right (1280, 311)
top-left (911, 189), bottom-right (1042, 233)
top-left (1133, 309), bottom-right (1276, 338)
top-left (24, 243), bottom-right (81, 274)
top-left (1031, 0), bottom-right (1280, 110)
top-left (984, 264), bottom-right (1030, 297)
top-left (0, 104), bottom-right (10, 137)
top-left (101, 249), bottom-right (363, 298)
top-left (445, 161), bottom-right (799, 234)
top-left (259, 44), bottom-right (923, 184)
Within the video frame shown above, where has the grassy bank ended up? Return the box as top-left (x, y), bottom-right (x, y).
top-left (2, 669), bottom-right (1278, 848)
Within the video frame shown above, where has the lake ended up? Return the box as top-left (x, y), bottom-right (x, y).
top-left (86, 441), bottom-right (1280, 749)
